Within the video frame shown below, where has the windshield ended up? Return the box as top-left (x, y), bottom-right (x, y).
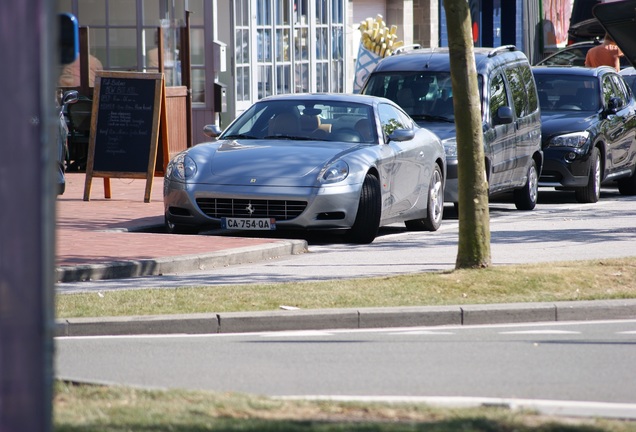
top-left (535, 74), bottom-right (600, 111)
top-left (220, 99), bottom-right (377, 143)
top-left (362, 71), bottom-right (483, 122)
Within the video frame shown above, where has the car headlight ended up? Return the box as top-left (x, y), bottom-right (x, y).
top-left (547, 131), bottom-right (590, 148)
top-left (321, 160), bottom-right (349, 184)
top-left (166, 153), bottom-right (197, 180)
top-left (442, 137), bottom-right (458, 158)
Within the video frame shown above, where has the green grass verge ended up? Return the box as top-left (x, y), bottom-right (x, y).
top-left (57, 258), bottom-right (636, 318)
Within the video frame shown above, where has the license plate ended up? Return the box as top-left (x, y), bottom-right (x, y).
top-left (221, 217), bottom-right (276, 230)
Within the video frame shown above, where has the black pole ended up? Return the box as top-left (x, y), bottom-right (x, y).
top-left (0, 0), bottom-right (56, 431)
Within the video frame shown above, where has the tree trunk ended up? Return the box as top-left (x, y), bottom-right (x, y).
top-left (443, 0), bottom-right (491, 269)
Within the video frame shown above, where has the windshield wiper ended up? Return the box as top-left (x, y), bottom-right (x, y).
top-left (263, 135), bottom-right (314, 140)
top-left (222, 134), bottom-right (258, 139)
top-left (412, 114), bottom-right (454, 123)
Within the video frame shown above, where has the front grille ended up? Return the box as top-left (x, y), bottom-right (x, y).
top-left (196, 198), bottom-right (307, 220)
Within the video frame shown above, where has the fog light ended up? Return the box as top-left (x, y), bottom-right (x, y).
top-left (565, 152), bottom-right (577, 161)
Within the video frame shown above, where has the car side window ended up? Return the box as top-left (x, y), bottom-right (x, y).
top-left (378, 103), bottom-right (412, 135)
top-left (602, 75), bottom-right (615, 107)
top-left (610, 74), bottom-right (629, 105)
top-left (504, 66), bottom-right (528, 118)
top-left (489, 73), bottom-right (509, 122)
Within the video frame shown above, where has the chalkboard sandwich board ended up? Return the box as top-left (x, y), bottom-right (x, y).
top-left (83, 71), bottom-right (167, 202)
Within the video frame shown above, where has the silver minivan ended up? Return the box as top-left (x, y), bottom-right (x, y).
top-left (361, 46), bottom-right (543, 210)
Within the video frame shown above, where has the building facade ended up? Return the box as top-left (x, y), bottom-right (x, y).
top-left (56, 0), bottom-right (560, 143)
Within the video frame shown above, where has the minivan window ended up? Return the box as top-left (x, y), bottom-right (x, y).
top-left (489, 73), bottom-right (509, 121)
top-left (362, 71), bottom-right (482, 121)
top-left (504, 67), bottom-right (528, 118)
top-left (519, 64), bottom-right (538, 113)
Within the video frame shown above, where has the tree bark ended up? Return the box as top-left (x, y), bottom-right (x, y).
top-left (443, 0), bottom-right (491, 269)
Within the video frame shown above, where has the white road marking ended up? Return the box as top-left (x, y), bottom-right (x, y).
top-left (277, 395), bottom-right (636, 420)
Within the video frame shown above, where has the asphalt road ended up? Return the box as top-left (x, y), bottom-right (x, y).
top-left (56, 187), bottom-right (636, 293)
top-left (56, 319), bottom-right (636, 419)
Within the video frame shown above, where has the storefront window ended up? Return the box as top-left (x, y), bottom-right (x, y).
top-left (77, 0), bottom-right (105, 25)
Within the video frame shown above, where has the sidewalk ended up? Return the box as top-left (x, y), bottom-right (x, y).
top-left (55, 172), bottom-right (307, 282)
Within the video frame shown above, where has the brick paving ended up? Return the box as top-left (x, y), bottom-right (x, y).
top-left (56, 172), bottom-right (278, 267)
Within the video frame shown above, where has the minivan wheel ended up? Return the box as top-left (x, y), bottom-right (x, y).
top-left (406, 163), bottom-right (443, 231)
top-left (575, 147), bottom-right (601, 203)
top-left (513, 160), bottom-right (538, 210)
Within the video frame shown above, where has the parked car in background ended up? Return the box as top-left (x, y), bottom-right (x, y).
top-left (567, 0), bottom-right (602, 44)
top-left (533, 66), bottom-right (636, 202)
top-left (164, 93), bottom-right (446, 243)
top-left (535, 40), bottom-right (631, 69)
top-left (620, 67), bottom-right (636, 94)
top-left (360, 45), bottom-right (543, 210)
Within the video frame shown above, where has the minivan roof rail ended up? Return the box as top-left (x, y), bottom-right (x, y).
top-left (394, 44), bottom-right (421, 55)
top-left (487, 45), bottom-right (517, 57)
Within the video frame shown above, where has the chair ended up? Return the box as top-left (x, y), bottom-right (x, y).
top-left (268, 112), bottom-right (299, 136)
top-left (65, 96), bottom-right (93, 171)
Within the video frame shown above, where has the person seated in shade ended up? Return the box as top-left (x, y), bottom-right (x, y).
top-left (58, 54), bottom-right (103, 88)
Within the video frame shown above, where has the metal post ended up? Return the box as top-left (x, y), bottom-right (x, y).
top-left (0, 0), bottom-right (56, 431)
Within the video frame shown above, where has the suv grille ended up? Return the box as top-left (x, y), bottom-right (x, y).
top-left (196, 198), bottom-right (307, 220)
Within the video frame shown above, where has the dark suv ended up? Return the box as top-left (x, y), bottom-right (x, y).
top-left (361, 46), bottom-right (543, 210)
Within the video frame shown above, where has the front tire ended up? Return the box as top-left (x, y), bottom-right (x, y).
top-left (347, 174), bottom-right (381, 244)
top-left (165, 215), bottom-right (199, 235)
top-left (575, 147), bottom-right (601, 203)
top-left (513, 159), bottom-right (538, 210)
top-left (405, 163), bottom-right (444, 231)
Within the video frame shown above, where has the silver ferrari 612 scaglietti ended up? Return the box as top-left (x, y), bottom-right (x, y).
top-left (163, 93), bottom-right (446, 243)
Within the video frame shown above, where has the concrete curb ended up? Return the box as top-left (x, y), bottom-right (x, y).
top-left (56, 239), bottom-right (308, 283)
top-left (54, 299), bottom-right (636, 337)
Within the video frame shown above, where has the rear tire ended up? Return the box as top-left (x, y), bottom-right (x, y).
top-left (405, 163), bottom-right (443, 231)
top-left (513, 159), bottom-right (538, 210)
top-left (617, 170), bottom-right (636, 195)
top-left (347, 174), bottom-right (381, 244)
top-left (575, 147), bottom-right (601, 203)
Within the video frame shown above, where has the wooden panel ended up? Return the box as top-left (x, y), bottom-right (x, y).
top-left (165, 86), bottom-right (188, 159)
top-left (192, 109), bottom-right (215, 144)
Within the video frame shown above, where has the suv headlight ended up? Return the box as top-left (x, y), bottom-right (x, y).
top-left (547, 131), bottom-right (590, 148)
top-left (166, 153), bottom-right (197, 180)
top-left (321, 160), bottom-right (349, 183)
top-left (442, 137), bottom-right (458, 158)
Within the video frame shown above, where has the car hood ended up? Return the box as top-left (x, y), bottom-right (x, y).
top-left (412, 120), bottom-right (456, 141)
top-left (188, 139), bottom-right (366, 186)
top-left (593, 0), bottom-right (636, 68)
top-left (540, 111), bottom-right (596, 141)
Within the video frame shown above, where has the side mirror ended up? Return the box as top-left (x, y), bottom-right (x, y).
top-left (494, 106), bottom-right (514, 125)
top-left (203, 124), bottom-right (222, 138)
top-left (607, 97), bottom-right (623, 114)
top-left (59, 13), bottom-right (79, 65)
top-left (388, 128), bottom-right (415, 142)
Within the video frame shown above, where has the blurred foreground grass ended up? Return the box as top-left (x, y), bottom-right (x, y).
top-left (54, 381), bottom-right (636, 432)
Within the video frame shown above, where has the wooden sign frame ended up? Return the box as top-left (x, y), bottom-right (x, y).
top-left (83, 71), bottom-right (169, 203)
